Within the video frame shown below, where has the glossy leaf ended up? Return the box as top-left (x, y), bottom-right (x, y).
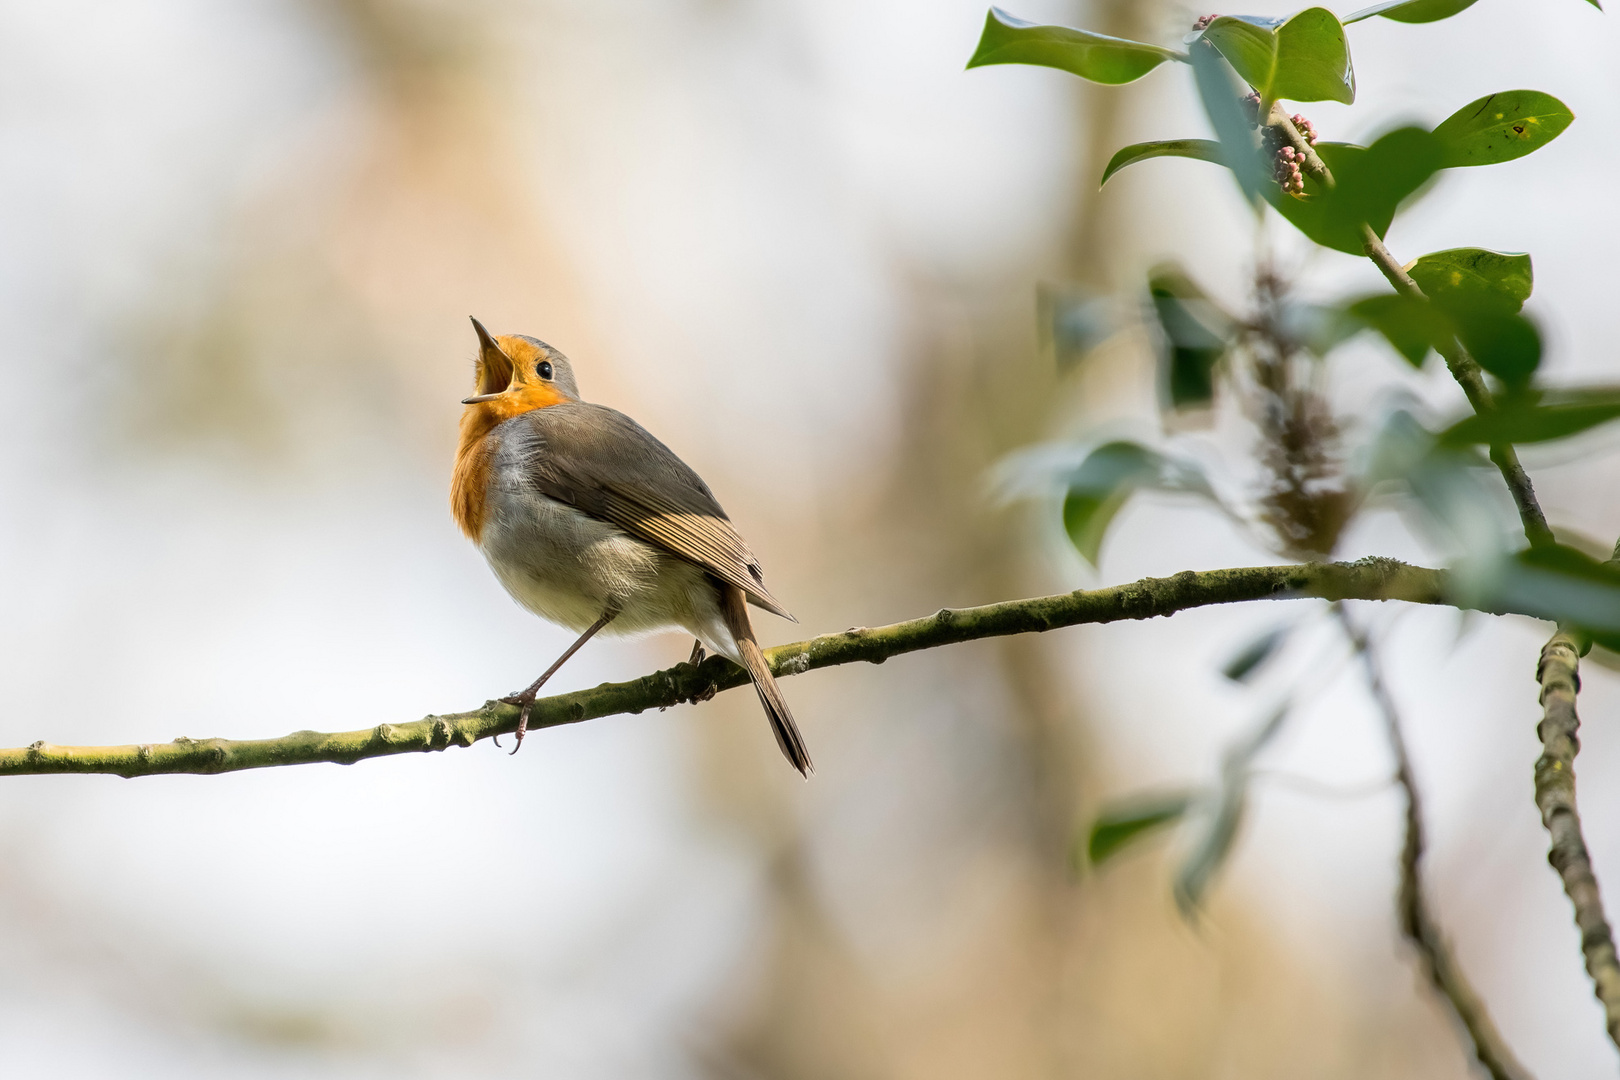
top-left (1199, 8), bottom-right (1355, 104)
top-left (1439, 389), bottom-right (1620, 446)
top-left (1100, 138), bottom-right (1223, 186)
top-left (1269, 131), bottom-right (1443, 254)
top-left (1433, 90), bottom-right (1575, 168)
top-left (1343, 0), bottom-right (1480, 23)
top-left (1084, 793), bottom-right (1195, 866)
top-left (1149, 265), bottom-right (1235, 409)
top-left (967, 8), bottom-right (1184, 84)
top-left (1408, 248), bottom-right (1533, 312)
top-left (1349, 293), bottom-right (1449, 367)
top-left (1222, 626), bottom-right (1290, 682)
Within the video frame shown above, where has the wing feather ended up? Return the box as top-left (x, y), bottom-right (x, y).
top-left (513, 405), bottom-right (793, 620)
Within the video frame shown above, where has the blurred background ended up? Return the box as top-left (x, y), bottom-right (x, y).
top-left (1, 0), bottom-right (1618, 1076)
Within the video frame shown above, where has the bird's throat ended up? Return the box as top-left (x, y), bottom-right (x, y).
top-left (451, 387), bottom-right (570, 541)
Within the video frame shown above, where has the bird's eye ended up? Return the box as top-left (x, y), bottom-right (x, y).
top-left (537, 361), bottom-right (553, 380)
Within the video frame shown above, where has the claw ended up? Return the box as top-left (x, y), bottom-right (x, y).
top-left (510, 697), bottom-right (535, 755)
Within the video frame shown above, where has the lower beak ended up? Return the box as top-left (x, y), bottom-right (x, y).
top-left (461, 391), bottom-right (504, 404)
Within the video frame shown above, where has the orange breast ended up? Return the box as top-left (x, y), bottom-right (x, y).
top-left (451, 385), bottom-right (570, 542)
top-left (451, 423), bottom-right (496, 541)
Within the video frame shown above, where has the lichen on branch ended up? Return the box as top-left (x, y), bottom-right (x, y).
top-left (0, 558), bottom-right (1451, 779)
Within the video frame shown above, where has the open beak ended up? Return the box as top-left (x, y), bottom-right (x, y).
top-left (463, 316), bottom-right (512, 403)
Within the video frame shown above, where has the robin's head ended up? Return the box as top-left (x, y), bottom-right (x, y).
top-left (462, 317), bottom-right (582, 416)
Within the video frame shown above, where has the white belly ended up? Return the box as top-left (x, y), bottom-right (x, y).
top-left (478, 483), bottom-right (739, 662)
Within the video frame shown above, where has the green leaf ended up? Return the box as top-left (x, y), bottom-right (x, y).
top-left (966, 8), bottom-right (1184, 84)
top-left (1448, 301), bottom-right (1541, 386)
top-left (1064, 487), bottom-right (1130, 565)
top-left (1343, 0), bottom-right (1480, 24)
top-left (1148, 265), bottom-right (1235, 409)
top-left (1348, 293), bottom-right (1450, 367)
top-left (1038, 285), bottom-right (1115, 369)
top-left (1433, 90), bottom-right (1575, 168)
top-left (1199, 8), bottom-right (1355, 104)
top-left (1062, 442), bottom-right (1165, 563)
top-left (1222, 626), bottom-right (1290, 682)
top-left (1176, 705), bottom-right (1290, 916)
top-left (1367, 248), bottom-right (1542, 383)
top-left (1062, 440), bottom-right (1214, 564)
top-left (1483, 545), bottom-right (1620, 639)
top-left (1279, 301), bottom-right (1362, 357)
top-left (1189, 41), bottom-right (1269, 202)
top-left (1100, 138), bottom-right (1224, 186)
top-left (1408, 248), bottom-right (1533, 312)
top-left (1347, 289), bottom-right (1539, 382)
top-left (1083, 793), bottom-right (1195, 866)
top-left (1439, 389), bottom-right (1620, 446)
top-left (1269, 131), bottom-right (1443, 254)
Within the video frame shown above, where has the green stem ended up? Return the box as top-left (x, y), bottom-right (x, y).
top-left (0, 559), bottom-right (1450, 779)
top-left (1261, 107), bottom-right (1553, 548)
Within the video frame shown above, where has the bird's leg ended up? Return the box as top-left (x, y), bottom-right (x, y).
top-left (688, 639), bottom-right (706, 665)
top-left (500, 607), bottom-right (618, 755)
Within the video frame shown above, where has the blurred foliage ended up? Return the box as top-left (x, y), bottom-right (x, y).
top-left (976, 0), bottom-right (1612, 928)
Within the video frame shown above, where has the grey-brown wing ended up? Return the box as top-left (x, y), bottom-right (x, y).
top-left (514, 404), bottom-right (794, 620)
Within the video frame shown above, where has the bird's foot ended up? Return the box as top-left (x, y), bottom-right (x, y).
top-left (687, 639), bottom-right (707, 665)
top-left (497, 685), bottom-right (544, 755)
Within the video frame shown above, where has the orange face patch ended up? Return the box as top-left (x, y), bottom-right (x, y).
top-left (453, 336), bottom-right (569, 541)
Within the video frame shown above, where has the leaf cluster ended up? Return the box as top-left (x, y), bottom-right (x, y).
top-left (971, 0), bottom-right (1611, 912)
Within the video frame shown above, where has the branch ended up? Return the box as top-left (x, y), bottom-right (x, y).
top-left (1338, 606), bottom-right (1534, 1080)
top-left (1263, 106), bottom-right (1553, 549)
top-left (1535, 630), bottom-right (1620, 1049)
top-left (0, 559), bottom-right (1450, 779)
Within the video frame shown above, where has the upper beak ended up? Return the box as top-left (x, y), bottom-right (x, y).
top-left (463, 316), bottom-right (509, 404)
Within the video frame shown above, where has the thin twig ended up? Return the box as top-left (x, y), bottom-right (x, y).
top-left (0, 559), bottom-right (1455, 779)
top-left (1535, 630), bottom-right (1620, 1049)
top-left (1337, 604), bottom-right (1534, 1080)
top-left (1262, 106), bottom-right (1553, 548)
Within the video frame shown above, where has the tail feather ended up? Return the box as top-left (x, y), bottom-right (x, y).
top-left (719, 583), bottom-right (813, 777)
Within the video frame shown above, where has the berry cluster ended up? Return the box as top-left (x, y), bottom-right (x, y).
top-left (1240, 91), bottom-right (1262, 126)
top-left (1193, 14), bottom-right (1218, 31)
top-left (1274, 146), bottom-right (1305, 194)
top-left (1251, 106), bottom-right (1321, 197)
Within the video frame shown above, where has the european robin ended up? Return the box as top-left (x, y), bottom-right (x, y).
top-left (452, 318), bottom-right (812, 775)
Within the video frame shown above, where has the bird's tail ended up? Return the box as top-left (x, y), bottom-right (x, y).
top-left (719, 582), bottom-right (813, 777)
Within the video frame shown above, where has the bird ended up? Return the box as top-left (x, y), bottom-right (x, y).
top-left (451, 318), bottom-right (812, 775)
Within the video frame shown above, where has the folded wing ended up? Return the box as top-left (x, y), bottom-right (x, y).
top-left (514, 404), bottom-right (794, 620)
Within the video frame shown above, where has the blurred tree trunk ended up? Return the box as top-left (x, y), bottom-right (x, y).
top-left (703, 5), bottom-right (1158, 1077)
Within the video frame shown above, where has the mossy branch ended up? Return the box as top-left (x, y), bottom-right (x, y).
top-left (0, 558), bottom-right (1454, 779)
